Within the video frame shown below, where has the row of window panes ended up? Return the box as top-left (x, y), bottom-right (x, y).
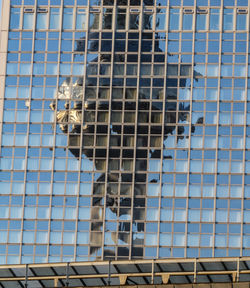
top-left (1, 144), bottom-right (246, 158)
top-left (168, 40), bottom-right (246, 53)
top-left (1, 197), bottom-right (249, 210)
top-left (1, 183), bottom-right (249, 198)
top-left (10, 8), bottom-right (60, 30)
top-left (0, 170), bottom-right (247, 182)
top-left (8, 0), bottom-right (250, 7)
top-left (9, 31), bottom-right (248, 40)
top-left (0, 196), bottom-right (249, 210)
top-left (10, 38), bottom-right (247, 53)
top-left (1, 221), bottom-right (247, 233)
top-left (11, 0), bottom-right (204, 7)
top-left (10, 7), bottom-right (248, 31)
top-left (2, 147), bottom-right (246, 161)
top-left (12, 0), bottom-right (165, 6)
top-left (0, 136), bottom-right (247, 150)
top-left (2, 113), bottom-right (245, 126)
top-left (2, 233), bottom-right (249, 248)
top-left (10, 0), bottom-right (91, 6)
top-left (0, 122), bottom-right (245, 132)
top-left (0, 208), bottom-right (249, 224)
top-left (3, 87), bottom-right (248, 101)
top-left (3, 196), bottom-right (225, 209)
top-left (2, 250), bottom-right (250, 264)
top-left (6, 63), bottom-right (85, 75)
top-left (1, 196), bottom-right (248, 210)
top-left (0, 247), bottom-right (247, 263)
top-left (0, 175), bottom-right (244, 185)
top-left (1, 100), bottom-right (223, 113)
top-left (5, 62), bottom-right (249, 78)
top-left (8, 32), bottom-right (248, 44)
top-left (2, 205), bottom-right (250, 224)
top-left (0, 167), bottom-right (246, 177)
top-left (85, 52), bottom-right (247, 64)
top-left (0, 150), bottom-right (246, 162)
top-left (3, 79), bottom-right (246, 92)
top-left (8, 31), bottom-right (84, 40)
top-left (85, 63), bottom-right (248, 76)
top-left (0, 171), bottom-right (248, 183)
top-left (3, 100), bottom-right (179, 110)
top-left (0, 203), bottom-right (248, 214)
top-left (3, 106), bottom-right (246, 114)
top-left (0, 155), bottom-right (247, 171)
top-left (8, 31), bottom-right (248, 41)
top-left (1, 115), bottom-right (244, 126)
top-left (3, 76), bottom-right (246, 88)
top-left (7, 54), bottom-right (85, 63)
top-left (5, 53), bottom-right (248, 68)
top-left (8, 39), bottom-right (83, 52)
top-left (195, 54), bottom-right (246, 64)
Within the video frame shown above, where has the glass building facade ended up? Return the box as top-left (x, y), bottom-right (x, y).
top-left (0, 0), bottom-right (250, 264)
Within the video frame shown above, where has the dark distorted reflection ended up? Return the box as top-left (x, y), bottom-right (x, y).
top-left (50, 1), bottom-right (203, 259)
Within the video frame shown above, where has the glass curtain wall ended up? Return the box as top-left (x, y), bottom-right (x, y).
top-left (0, 0), bottom-right (250, 264)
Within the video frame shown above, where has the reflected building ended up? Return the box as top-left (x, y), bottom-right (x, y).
top-left (0, 0), bottom-right (250, 264)
top-left (51, 1), bottom-right (204, 258)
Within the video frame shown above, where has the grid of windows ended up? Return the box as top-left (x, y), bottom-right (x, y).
top-left (1, 0), bottom-right (250, 264)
